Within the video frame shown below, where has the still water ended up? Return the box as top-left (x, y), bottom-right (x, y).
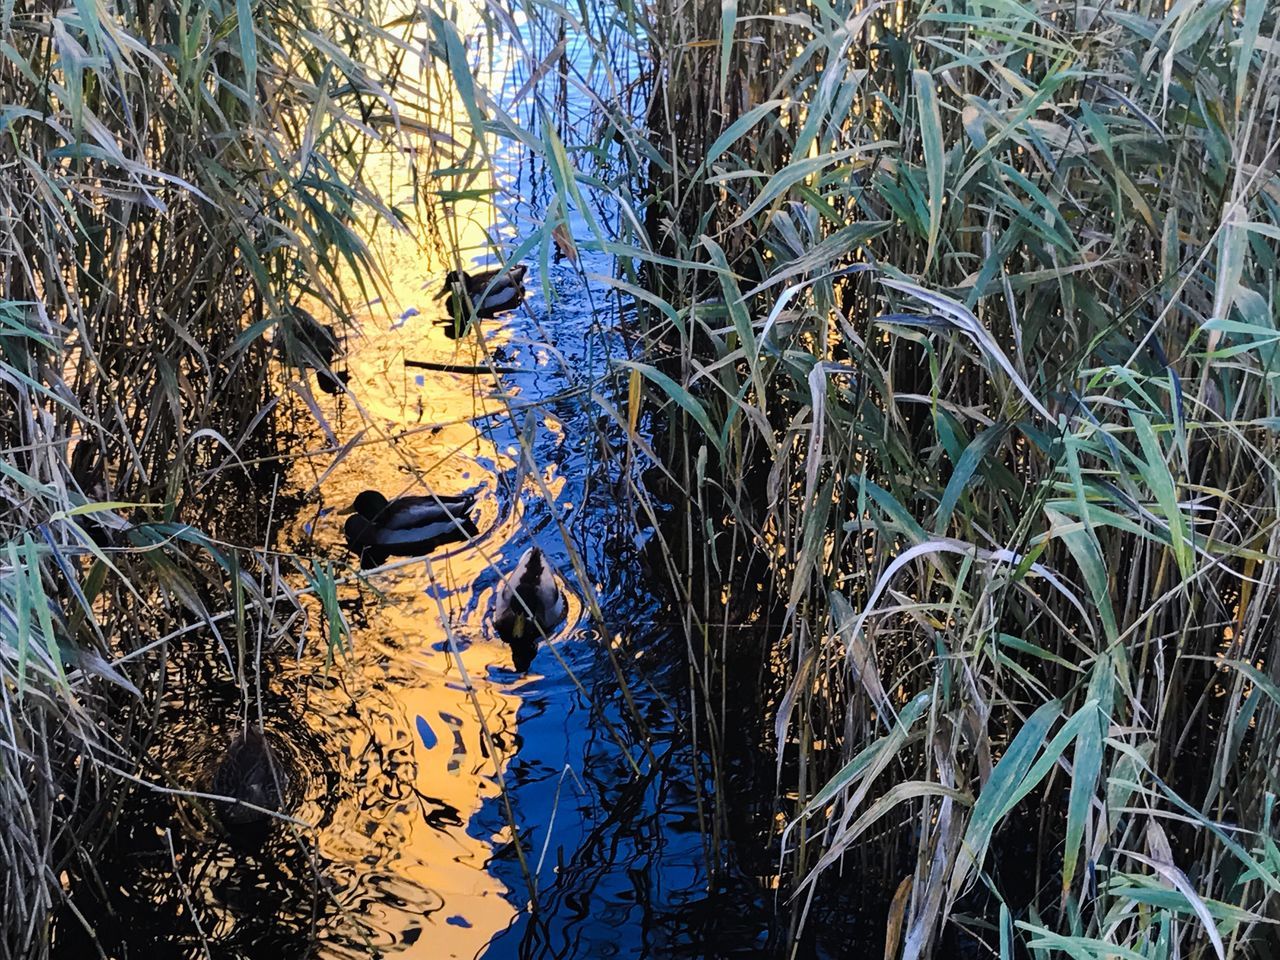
top-left (52, 12), bottom-right (780, 959)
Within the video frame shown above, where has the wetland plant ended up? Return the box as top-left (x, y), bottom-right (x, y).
top-left (0, 1), bottom-right (433, 955)
top-left (449, 0), bottom-right (1280, 953)
top-left (3, 0), bottom-right (1279, 956)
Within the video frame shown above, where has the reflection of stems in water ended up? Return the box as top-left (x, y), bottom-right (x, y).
top-left (165, 828), bottom-right (213, 960)
top-left (196, 385), bottom-right (593, 478)
top-left (254, 477), bottom-right (280, 728)
top-left (533, 763), bottom-right (587, 882)
top-left (475, 347), bottom-right (659, 773)
top-left (421, 554), bottom-right (539, 909)
top-left (479, 401), bottom-right (668, 771)
top-left (404, 359), bottom-right (522, 374)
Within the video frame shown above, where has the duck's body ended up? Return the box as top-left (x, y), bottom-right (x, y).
top-left (342, 489), bottom-right (478, 566)
top-left (294, 307), bottom-right (339, 362)
top-left (212, 727), bottom-right (287, 826)
top-left (283, 305), bottom-right (339, 365)
top-left (283, 305), bottom-right (349, 393)
top-left (438, 265), bottom-right (527, 338)
top-left (493, 547), bottom-right (567, 652)
top-left (68, 439), bottom-right (118, 546)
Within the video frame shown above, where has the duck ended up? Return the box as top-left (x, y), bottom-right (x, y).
top-left (281, 305), bottom-right (350, 393)
top-left (211, 727), bottom-right (287, 827)
top-left (69, 437), bottom-right (107, 501)
top-left (436, 264), bottom-right (527, 338)
top-left (493, 546), bottom-right (567, 663)
top-left (341, 488), bottom-right (478, 566)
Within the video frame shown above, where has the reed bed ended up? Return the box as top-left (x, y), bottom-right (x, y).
top-left (0, 2), bottom-right (438, 955)
top-left (460, 0), bottom-right (1280, 953)
top-left (644, 0), bottom-right (1280, 953)
top-left (3, 0), bottom-right (1278, 955)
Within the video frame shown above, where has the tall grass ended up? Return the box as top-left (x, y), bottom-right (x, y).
top-left (633, 0), bottom-right (1280, 953)
top-left (454, 0), bottom-right (1280, 953)
top-left (0, 2), bottom-right (431, 955)
top-left (4, 0), bottom-right (1277, 954)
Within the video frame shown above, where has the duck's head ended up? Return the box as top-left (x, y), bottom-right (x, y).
top-left (344, 490), bottom-right (389, 520)
top-left (509, 636), bottom-right (537, 672)
top-left (343, 513), bottom-right (377, 545)
top-left (316, 369), bottom-right (350, 394)
top-left (437, 269), bottom-right (469, 298)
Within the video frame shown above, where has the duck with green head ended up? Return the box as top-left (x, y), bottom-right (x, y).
top-left (436, 264), bottom-right (528, 338)
top-left (493, 546), bottom-right (566, 669)
top-left (341, 488), bottom-right (478, 567)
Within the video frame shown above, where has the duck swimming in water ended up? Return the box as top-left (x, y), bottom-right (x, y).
top-left (341, 489), bottom-right (478, 567)
top-left (211, 727), bottom-right (287, 827)
top-left (436, 264), bottom-right (527, 338)
top-left (493, 547), bottom-right (566, 669)
top-left (281, 305), bottom-right (349, 393)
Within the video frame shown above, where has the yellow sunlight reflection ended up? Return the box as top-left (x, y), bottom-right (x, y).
top-left (275, 6), bottom-right (566, 954)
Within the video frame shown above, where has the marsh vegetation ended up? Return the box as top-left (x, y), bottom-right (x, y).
top-left (2, 0), bottom-right (1279, 957)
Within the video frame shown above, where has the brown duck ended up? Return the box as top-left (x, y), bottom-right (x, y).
top-left (211, 727), bottom-right (287, 826)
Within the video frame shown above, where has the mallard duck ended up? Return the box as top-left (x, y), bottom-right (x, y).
top-left (282, 305), bottom-right (350, 393)
top-left (493, 546), bottom-right (567, 654)
top-left (436, 264), bottom-right (527, 338)
top-left (212, 727), bottom-right (287, 826)
top-left (341, 489), bottom-right (478, 566)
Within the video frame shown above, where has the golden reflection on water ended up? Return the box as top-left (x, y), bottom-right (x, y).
top-left (274, 12), bottom-right (570, 955)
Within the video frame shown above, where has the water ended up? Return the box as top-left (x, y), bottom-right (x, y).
top-left (50, 117), bottom-right (761, 960)
top-left (42, 10), bottom-right (813, 956)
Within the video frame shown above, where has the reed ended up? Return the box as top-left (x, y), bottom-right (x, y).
top-left (4, 0), bottom-right (1278, 954)
top-left (642, 0), bottom-right (1280, 953)
top-left (461, 0), bottom-right (1280, 953)
top-left (0, 2), bottom-right (428, 955)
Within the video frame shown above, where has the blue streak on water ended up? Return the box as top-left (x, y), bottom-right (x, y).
top-left (416, 715), bottom-right (438, 750)
top-left (448, 25), bottom-right (733, 953)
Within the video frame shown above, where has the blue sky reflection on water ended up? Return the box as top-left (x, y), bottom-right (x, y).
top-left (426, 11), bottom-right (726, 956)
top-left (299, 6), bottom-right (725, 957)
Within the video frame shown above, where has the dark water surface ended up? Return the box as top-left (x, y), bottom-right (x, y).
top-left (55, 221), bottom-right (713, 958)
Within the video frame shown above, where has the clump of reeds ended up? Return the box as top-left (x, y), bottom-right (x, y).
top-left (456, 0), bottom-right (1280, 953)
top-left (640, 0), bottom-right (1280, 953)
top-left (0, 2), bottom-right (438, 955)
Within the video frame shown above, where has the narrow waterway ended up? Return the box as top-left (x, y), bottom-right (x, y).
top-left (269, 173), bottom-right (713, 956)
top-left (49, 12), bottom-right (777, 957)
